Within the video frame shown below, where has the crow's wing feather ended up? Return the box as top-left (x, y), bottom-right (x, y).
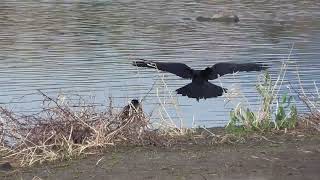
top-left (208, 62), bottom-right (267, 79)
top-left (133, 60), bottom-right (193, 79)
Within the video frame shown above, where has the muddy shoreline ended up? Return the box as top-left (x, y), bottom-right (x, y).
top-left (1, 129), bottom-right (319, 180)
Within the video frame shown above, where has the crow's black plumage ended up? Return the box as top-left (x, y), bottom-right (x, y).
top-left (120, 99), bottom-right (142, 119)
top-left (133, 59), bottom-right (268, 101)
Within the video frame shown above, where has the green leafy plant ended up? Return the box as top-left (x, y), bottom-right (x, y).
top-left (226, 71), bottom-right (297, 133)
top-left (274, 93), bottom-right (297, 129)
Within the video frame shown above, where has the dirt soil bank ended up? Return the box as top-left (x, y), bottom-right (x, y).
top-left (1, 132), bottom-right (320, 180)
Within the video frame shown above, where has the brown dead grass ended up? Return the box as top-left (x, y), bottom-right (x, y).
top-left (0, 87), bottom-right (319, 168)
top-left (0, 91), bottom-right (171, 167)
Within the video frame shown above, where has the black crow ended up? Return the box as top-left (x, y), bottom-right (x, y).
top-left (120, 99), bottom-right (142, 119)
top-left (133, 60), bottom-right (267, 101)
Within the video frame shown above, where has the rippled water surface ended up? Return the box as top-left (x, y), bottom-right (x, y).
top-left (1, 0), bottom-right (320, 127)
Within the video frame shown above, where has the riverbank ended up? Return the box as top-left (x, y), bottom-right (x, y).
top-left (1, 127), bottom-right (319, 180)
top-left (1, 69), bottom-right (319, 179)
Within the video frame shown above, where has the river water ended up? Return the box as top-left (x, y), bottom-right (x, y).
top-left (0, 0), bottom-right (320, 127)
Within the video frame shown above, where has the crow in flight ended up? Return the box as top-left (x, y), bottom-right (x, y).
top-left (133, 59), bottom-right (267, 101)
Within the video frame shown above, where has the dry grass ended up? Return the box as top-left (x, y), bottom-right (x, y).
top-left (0, 62), bottom-right (200, 167)
top-left (289, 56), bottom-right (320, 132)
top-left (0, 90), bottom-right (171, 167)
top-left (298, 113), bottom-right (320, 132)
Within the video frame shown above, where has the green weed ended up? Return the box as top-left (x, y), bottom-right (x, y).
top-left (226, 71), bottom-right (297, 133)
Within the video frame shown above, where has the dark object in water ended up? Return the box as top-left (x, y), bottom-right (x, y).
top-left (182, 17), bottom-right (192, 21)
top-left (196, 13), bottom-right (239, 23)
top-left (133, 60), bottom-right (267, 101)
top-left (120, 99), bottom-right (142, 119)
top-left (0, 162), bottom-right (13, 171)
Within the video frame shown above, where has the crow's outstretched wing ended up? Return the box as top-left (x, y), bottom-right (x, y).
top-left (176, 81), bottom-right (227, 101)
top-left (207, 62), bottom-right (268, 79)
top-left (133, 60), bottom-right (193, 79)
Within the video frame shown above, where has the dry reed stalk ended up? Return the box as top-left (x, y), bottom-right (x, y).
top-left (0, 91), bottom-right (169, 167)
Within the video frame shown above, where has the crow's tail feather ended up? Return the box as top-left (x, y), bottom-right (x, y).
top-left (176, 82), bottom-right (227, 101)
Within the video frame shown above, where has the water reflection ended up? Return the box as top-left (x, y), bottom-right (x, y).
top-left (0, 0), bottom-right (320, 127)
